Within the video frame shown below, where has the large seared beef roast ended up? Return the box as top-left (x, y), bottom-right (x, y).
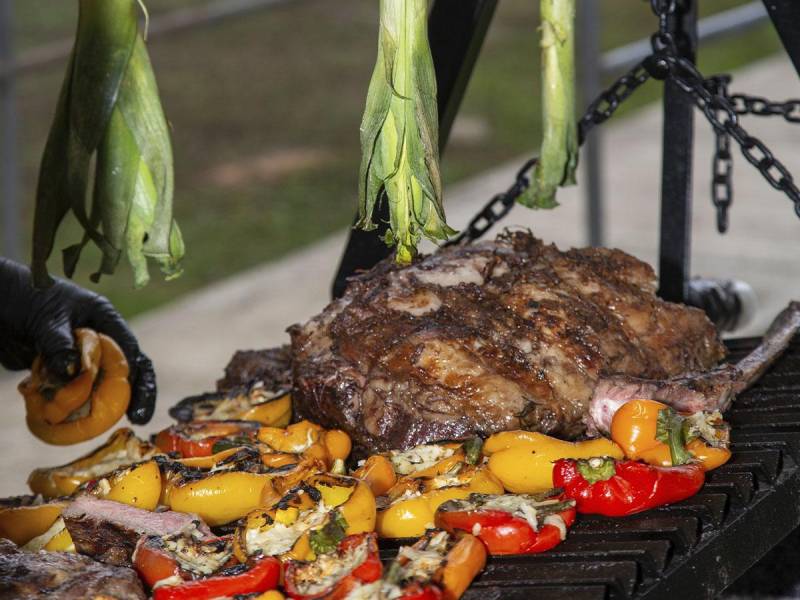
top-left (289, 232), bottom-right (726, 453)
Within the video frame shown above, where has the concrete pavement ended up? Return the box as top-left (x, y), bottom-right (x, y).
top-left (1, 53), bottom-right (798, 496)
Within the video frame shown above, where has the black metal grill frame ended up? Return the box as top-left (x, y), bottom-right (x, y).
top-left (380, 337), bottom-right (800, 599)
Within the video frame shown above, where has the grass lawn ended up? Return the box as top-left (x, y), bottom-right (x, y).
top-left (7, 0), bottom-right (783, 316)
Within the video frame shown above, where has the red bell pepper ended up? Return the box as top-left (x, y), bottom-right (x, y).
top-left (152, 556), bottom-right (281, 600)
top-left (153, 420), bottom-right (259, 458)
top-left (552, 457), bottom-right (705, 517)
top-left (283, 533), bottom-right (382, 600)
top-left (434, 492), bottom-right (576, 555)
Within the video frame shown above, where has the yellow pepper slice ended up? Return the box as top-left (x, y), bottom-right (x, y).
top-left (0, 501), bottom-right (67, 546)
top-left (43, 526), bottom-right (75, 552)
top-left (484, 430), bottom-right (624, 493)
top-left (352, 455), bottom-right (397, 496)
top-left (257, 420), bottom-right (352, 469)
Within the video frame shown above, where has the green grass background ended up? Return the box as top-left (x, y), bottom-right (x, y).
top-left (7, 0), bottom-right (782, 316)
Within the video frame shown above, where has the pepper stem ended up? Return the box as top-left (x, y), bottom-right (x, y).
top-left (655, 408), bottom-right (693, 466)
top-left (576, 456), bottom-right (617, 484)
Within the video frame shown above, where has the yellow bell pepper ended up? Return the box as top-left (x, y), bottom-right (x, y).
top-left (23, 333), bottom-right (131, 446)
top-left (100, 460), bottom-right (162, 510)
top-left (28, 427), bottom-right (159, 499)
top-left (484, 430), bottom-right (624, 493)
top-left (376, 464), bottom-right (503, 538)
top-left (259, 459), bottom-right (327, 507)
top-left (166, 469), bottom-right (275, 527)
top-left (43, 526), bottom-right (75, 552)
top-left (0, 501), bottom-right (67, 546)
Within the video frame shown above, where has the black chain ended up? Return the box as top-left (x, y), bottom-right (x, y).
top-left (447, 58), bottom-right (652, 246)
top-left (449, 0), bottom-right (800, 246)
top-left (707, 76), bottom-right (733, 232)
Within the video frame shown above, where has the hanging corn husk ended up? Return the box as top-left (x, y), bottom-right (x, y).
top-left (32, 0), bottom-right (183, 288)
top-left (520, 0), bottom-right (578, 208)
top-left (357, 0), bottom-right (455, 264)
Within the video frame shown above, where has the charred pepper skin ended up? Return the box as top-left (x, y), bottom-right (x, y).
top-left (0, 258), bottom-right (156, 424)
top-left (553, 457), bottom-right (705, 517)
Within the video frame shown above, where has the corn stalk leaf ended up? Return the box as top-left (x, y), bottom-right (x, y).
top-left (31, 0), bottom-right (183, 288)
top-left (519, 0), bottom-right (578, 209)
top-left (357, 0), bottom-right (455, 264)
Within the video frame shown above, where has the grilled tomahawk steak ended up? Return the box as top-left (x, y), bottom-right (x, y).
top-left (290, 232), bottom-right (725, 453)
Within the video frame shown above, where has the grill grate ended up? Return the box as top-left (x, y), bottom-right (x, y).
top-left (384, 337), bottom-right (800, 599)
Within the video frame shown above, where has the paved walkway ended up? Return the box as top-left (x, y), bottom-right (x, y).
top-left (1, 54), bottom-right (798, 496)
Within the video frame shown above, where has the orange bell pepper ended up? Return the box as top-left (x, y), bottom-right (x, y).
top-left (22, 332), bottom-right (131, 445)
top-left (257, 420), bottom-right (351, 469)
top-left (28, 427), bottom-right (160, 498)
top-left (352, 455), bottom-right (397, 496)
top-left (611, 399), bottom-right (731, 471)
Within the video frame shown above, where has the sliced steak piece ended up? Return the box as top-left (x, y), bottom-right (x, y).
top-left (0, 538), bottom-right (145, 599)
top-left (62, 495), bottom-right (210, 567)
top-left (290, 231), bottom-right (726, 454)
top-left (217, 345), bottom-right (292, 392)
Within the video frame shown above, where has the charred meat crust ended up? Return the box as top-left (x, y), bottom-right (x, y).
top-left (290, 231), bottom-right (725, 454)
top-left (216, 346), bottom-right (292, 392)
top-left (0, 539), bottom-right (146, 599)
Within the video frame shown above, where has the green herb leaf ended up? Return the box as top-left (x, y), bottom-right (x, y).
top-left (309, 510), bottom-right (348, 555)
top-left (462, 437), bottom-right (484, 465)
top-left (519, 0), bottom-right (578, 209)
top-left (357, 0), bottom-right (455, 264)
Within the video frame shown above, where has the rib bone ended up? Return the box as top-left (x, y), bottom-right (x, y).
top-left (586, 301), bottom-right (800, 435)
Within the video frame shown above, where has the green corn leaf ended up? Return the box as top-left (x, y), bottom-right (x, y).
top-left (519, 0), bottom-right (578, 209)
top-left (357, 0), bottom-right (455, 264)
top-left (31, 0), bottom-right (183, 288)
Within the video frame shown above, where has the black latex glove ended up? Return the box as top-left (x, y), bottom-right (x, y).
top-left (0, 258), bottom-right (156, 424)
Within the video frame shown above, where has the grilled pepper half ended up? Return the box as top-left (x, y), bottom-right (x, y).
top-left (351, 530), bottom-right (485, 600)
top-left (435, 490), bottom-right (576, 555)
top-left (0, 497), bottom-right (68, 546)
top-left (21, 331), bottom-right (131, 445)
top-left (152, 556), bottom-right (281, 600)
top-left (169, 384), bottom-right (292, 428)
top-left (376, 463), bottom-right (503, 539)
top-left (258, 420), bottom-right (352, 469)
top-left (235, 475), bottom-right (376, 563)
top-left (154, 420), bottom-right (261, 458)
top-left (133, 522), bottom-right (234, 588)
top-left (161, 449), bottom-right (302, 526)
top-left (553, 457), bottom-right (706, 517)
top-left (28, 427), bottom-right (160, 498)
top-left (611, 399), bottom-right (732, 470)
top-left (483, 430), bottom-right (624, 493)
top-left (283, 532), bottom-right (382, 599)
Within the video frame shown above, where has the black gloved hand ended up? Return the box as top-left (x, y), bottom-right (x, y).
top-left (0, 258), bottom-right (156, 424)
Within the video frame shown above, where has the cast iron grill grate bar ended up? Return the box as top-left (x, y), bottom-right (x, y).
top-left (383, 337), bottom-right (800, 599)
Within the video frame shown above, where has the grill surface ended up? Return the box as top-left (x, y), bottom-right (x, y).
top-left (382, 337), bottom-right (800, 599)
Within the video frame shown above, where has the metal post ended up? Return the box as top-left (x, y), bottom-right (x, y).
top-left (761, 0), bottom-right (800, 78)
top-left (331, 0), bottom-right (498, 298)
top-left (657, 0), bottom-right (698, 303)
top-left (577, 0), bottom-right (603, 247)
top-left (0, 0), bottom-right (19, 262)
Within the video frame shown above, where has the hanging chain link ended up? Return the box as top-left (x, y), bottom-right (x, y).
top-left (449, 0), bottom-right (800, 246)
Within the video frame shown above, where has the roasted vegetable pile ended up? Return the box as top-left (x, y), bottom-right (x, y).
top-left (3, 369), bottom-right (733, 599)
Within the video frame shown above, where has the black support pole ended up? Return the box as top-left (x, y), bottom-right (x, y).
top-left (762, 0), bottom-right (800, 78)
top-left (331, 0), bottom-right (498, 299)
top-left (657, 0), bottom-right (698, 304)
